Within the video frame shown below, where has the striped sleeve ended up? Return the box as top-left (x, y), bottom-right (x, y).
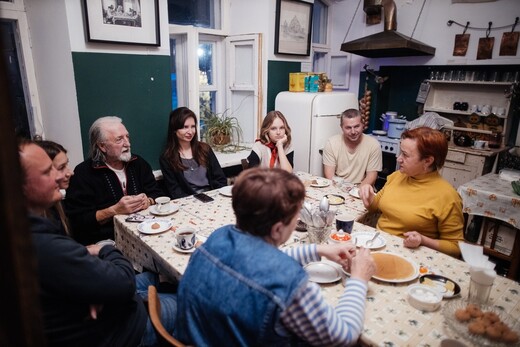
top-left (280, 279), bottom-right (368, 346)
top-left (282, 244), bottom-right (321, 265)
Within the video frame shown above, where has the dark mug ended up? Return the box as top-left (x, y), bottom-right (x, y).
top-left (453, 102), bottom-right (461, 110)
top-left (460, 102), bottom-right (469, 111)
top-left (335, 215), bottom-right (354, 233)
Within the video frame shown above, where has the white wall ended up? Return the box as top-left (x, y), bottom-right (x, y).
top-left (329, 0), bottom-right (520, 95)
top-left (24, 0), bottom-right (84, 167)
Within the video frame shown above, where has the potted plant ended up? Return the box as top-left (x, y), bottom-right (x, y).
top-left (203, 110), bottom-right (243, 149)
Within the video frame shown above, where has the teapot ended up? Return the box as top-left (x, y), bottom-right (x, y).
top-left (455, 134), bottom-right (473, 147)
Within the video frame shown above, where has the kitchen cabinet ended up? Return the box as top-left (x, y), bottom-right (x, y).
top-left (424, 80), bottom-right (515, 146)
top-left (440, 147), bottom-right (499, 189)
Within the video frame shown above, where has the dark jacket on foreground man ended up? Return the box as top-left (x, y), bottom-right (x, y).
top-left (30, 214), bottom-right (147, 347)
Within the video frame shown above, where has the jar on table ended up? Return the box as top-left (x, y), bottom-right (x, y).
top-left (488, 132), bottom-right (502, 149)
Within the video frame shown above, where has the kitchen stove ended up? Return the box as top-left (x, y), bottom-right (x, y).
top-left (369, 134), bottom-right (400, 190)
top-left (371, 135), bottom-right (400, 154)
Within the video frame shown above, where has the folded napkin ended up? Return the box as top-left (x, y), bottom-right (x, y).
top-left (499, 168), bottom-right (520, 181)
top-left (459, 242), bottom-right (497, 286)
top-left (459, 242), bottom-right (495, 270)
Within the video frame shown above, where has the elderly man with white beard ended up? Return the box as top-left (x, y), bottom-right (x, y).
top-left (66, 116), bottom-right (163, 245)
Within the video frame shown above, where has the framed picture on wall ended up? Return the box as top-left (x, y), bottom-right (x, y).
top-left (83, 0), bottom-right (160, 46)
top-left (274, 0), bottom-right (313, 56)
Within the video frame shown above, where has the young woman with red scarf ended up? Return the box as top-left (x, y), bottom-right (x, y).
top-left (246, 111), bottom-right (294, 172)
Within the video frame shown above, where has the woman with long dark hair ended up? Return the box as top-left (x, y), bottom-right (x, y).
top-left (160, 107), bottom-right (227, 198)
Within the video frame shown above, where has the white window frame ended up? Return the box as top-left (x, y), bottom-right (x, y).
top-left (1, 0), bottom-right (44, 136)
top-left (311, 0), bottom-right (332, 74)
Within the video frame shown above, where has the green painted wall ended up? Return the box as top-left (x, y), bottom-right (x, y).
top-left (267, 60), bottom-right (301, 112)
top-left (72, 52), bottom-right (171, 169)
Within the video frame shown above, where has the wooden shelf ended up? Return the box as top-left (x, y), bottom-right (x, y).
top-left (427, 80), bottom-right (513, 86)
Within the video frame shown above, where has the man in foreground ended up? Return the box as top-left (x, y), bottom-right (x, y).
top-left (19, 140), bottom-right (176, 346)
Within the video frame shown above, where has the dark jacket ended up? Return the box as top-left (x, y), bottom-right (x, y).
top-left (30, 215), bottom-right (147, 347)
top-left (65, 155), bottom-right (163, 245)
top-left (159, 148), bottom-right (227, 199)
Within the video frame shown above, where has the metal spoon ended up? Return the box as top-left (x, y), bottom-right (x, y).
top-left (365, 231), bottom-right (380, 247)
top-left (319, 196), bottom-right (329, 212)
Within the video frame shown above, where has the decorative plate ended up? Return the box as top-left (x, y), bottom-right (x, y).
top-left (419, 274), bottom-right (461, 298)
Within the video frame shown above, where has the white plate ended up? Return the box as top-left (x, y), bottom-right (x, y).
top-left (351, 231), bottom-right (386, 249)
top-left (349, 187), bottom-right (360, 199)
top-left (310, 179), bottom-right (330, 188)
top-left (172, 235), bottom-right (206, 254)
top-left (137, 219), bottom-right (173, 234)
top-left (304, 262), bottom-right (341, 284)
top-left (149, 203), bottom-right (180, 216)
top-left (218, 185), bottom-right (233, 197)
top-left (372, 130), bottom-right (387, 136)
top-left (371, 252), bottom-right (419, 283)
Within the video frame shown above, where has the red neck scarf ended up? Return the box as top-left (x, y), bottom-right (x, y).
top-left (256, 139), bottom-right (278, 168)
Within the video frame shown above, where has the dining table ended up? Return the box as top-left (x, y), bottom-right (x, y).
top-left (113, 171), bottom-right (520, 347)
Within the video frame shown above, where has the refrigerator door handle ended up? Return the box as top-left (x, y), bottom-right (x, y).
top-left (313, 113), bottom-right (342, 118)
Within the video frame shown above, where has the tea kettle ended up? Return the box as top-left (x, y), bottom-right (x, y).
top-left (380, 112), bottom-right (405, 131)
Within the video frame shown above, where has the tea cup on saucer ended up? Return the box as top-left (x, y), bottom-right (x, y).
top-left (155, 196), bottom-right (171, 212)
top-left (175, 227), bottom-right (197, 250)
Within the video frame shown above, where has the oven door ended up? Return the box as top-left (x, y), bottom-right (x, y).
top-left (375, 152), bottom-right (397, 191)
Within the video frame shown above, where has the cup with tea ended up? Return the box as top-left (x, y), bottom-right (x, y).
top-left (335, 215), bottom-right (354, 234)
top-left (175, 227), bottom-right (197, 250)
top-left (155, 196), bottom-right (171, 212)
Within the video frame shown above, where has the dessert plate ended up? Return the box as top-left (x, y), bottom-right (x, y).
top-left (351, 231), bottom-right (386, 249)
top-left (325, 194), bottom-right (345, 205)
top-left (419, 274), bottom-right (461, 298)
top-left (304, 262), bottom-right (341, 284)
top-left (349, 187), bottom-right (360, 199)
top-left (219, 186), bottom-right (233, 197)
top-left (138, 219), bottom-right (173, 234)
top-left (310, 179), bottom-right (330, 188)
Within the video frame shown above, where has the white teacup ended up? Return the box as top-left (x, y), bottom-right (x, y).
top-left (473, 140), bottom-right (486, 149)
top-left (175, 227), bottom-right (197, 250)
top-left (496, 107), bottom-right (506, 116)
top-left (155, 196), bottom-right (171, 212)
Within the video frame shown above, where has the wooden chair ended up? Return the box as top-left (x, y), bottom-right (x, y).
top-left (147, 285), bottom-right (186, 347)
top-left (241, 158), bottom-right (249, 170)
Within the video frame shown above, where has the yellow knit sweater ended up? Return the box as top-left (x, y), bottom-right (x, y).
top-left (368, 170), bottom-right (464, 257)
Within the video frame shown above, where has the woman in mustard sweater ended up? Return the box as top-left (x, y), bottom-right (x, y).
top-left (359, 127), bottom-right (464, 257)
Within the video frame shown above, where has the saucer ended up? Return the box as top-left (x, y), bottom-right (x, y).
top-left (150, 203), bottom-right (180, 216)
top-left (172, 235), bottom-right (206, 253)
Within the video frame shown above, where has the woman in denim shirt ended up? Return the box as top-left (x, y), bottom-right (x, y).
top-left (175, 168), bottom-right (376, 346)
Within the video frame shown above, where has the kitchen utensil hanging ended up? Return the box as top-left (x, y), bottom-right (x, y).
top-left (453, 21), bottom-right (470, 56)
top-left (499, 17), bottom-right (519, 56)
top-left (477, 22), bottom-right (494, 60)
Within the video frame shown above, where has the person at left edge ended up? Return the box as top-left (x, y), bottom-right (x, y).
top-left (66, 116), bottom-right (163, 245)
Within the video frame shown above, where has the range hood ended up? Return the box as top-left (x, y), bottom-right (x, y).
top-left (340, 0), bottom-right (435, 58)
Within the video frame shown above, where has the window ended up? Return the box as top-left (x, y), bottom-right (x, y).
top-left (168, 0), bottom-right (221, 29)
top-left (312, 0), bottom-right (328, 45)
top-left (198, 41), bottom-right (218, 139)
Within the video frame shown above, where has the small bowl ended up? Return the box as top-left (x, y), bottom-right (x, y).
top-left (329, 231), bottom-right (352, 243)
top-left (407, 284), bottom-right (442, 311)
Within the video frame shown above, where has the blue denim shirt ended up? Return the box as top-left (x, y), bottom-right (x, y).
top-left (175, 225), bottom-right (308, 346)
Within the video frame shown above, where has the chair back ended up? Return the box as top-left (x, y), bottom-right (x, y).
top-left (148, 285), bottom-right (186, 347)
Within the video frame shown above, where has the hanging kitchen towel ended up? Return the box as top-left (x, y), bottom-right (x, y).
top-left (477, 22), bottom-right (494, 60)
top-left (453, 22), bottom-right (470, 56)
top-left (499, 17), bottom-right (519, 56)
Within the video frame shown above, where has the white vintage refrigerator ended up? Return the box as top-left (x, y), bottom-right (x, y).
top-left (275, 91), bottom-right (358, 176)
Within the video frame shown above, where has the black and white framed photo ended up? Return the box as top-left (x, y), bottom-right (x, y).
top-left (84, 0), bottom-right (160, 46)
top-left (274, 0), bottom-right (313, 56)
